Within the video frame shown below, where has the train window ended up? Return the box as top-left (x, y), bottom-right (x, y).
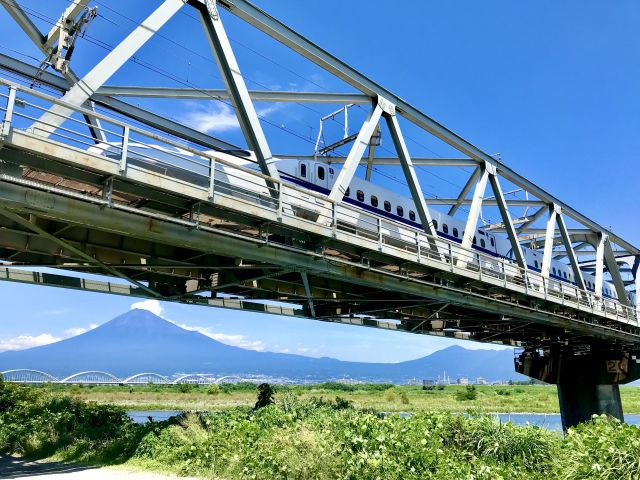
top-left (453, 227), bottom-right (459, 238)
top-left (433, 220), bottom-right (438, 230)
top-left (473, 236), bottom-right (477, 245)
top-left (300, 163), bottom-right (307, 178)
top-left (480, 238), bottom-right (486, 248)
top-left (357, 190), bottom-right (364, 202)
top-left (490, 237), bottom-right (495, 247)
top-left (552, 267), bottom-right (557, 276)
top-left (371, 195), bottom-right (378, 207)
top-left (345, 187), bottom-right (350, 197)
top-left (563, 271), bottom-right (568, 279)
top-left (443, 224), bottom-right (449, 234)
top-left (534, 260), bottom-right (539, 269)
top-left (384, 200), bottom-right (391, 212)
top-left (329, 168), bottom-right (334, 175)
top-left (409, 210), bottom-right (415, 221)
top-left (397, 206), bottom-right (404, 217)
top-left (317, 166), bottom-right (325, 180)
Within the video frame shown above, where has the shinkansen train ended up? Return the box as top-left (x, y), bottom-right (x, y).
top-left (90, 142), bottom-right (627, 303)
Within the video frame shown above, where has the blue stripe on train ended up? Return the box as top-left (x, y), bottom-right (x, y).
top-left (279, 172), bottom-right (617, 299)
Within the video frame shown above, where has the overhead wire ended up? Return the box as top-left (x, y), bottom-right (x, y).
top-left (2, 0), bottom-right (505, 221)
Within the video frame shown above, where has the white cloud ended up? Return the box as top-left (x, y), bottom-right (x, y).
top-left (173, 321), bottom-right (266, 352)
top-left (181, 103), bottom-right (239, 133)
top-left (131, 299), bottom-right (163, 317)
top-left (0, 334), bottom-right (61, 352)
top-left (64, 323), bottom-right (98, 337)
top-left (180, 101), bottom-right (285, 134)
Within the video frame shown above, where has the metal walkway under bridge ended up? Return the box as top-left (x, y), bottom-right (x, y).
top-left (0, 0), bottom-right (639, 429)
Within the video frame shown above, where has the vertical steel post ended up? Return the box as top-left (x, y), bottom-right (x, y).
top-left (541, 205), bottom-right (557, 278)
top-left (119, 125), bottom-right (129, 174)
top-left (595, 233), bottom-right (605, 297)
top-left (208, 156), bottom-right (217, 201)
top-left (1, 86), bottom-right (16, 139)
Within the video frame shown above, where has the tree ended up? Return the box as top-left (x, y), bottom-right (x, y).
top-left (254, 383), bottom-right (275, 409)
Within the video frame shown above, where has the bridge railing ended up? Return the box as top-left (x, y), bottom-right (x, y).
top-left (0, 79), bottom-right (637, 328)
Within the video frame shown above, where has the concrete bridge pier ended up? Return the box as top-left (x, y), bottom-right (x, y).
top-left (515, 346), bottom-right (640, 430)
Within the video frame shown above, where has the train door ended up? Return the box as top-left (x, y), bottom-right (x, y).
top-left (315, 164), bottom-right (328, 190)
top-left (298, 161), bottom-right (310, 182)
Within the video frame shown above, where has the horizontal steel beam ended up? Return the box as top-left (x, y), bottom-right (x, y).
top-left (425, 199), bottom-right (545, 207)
top-left (97, 86), bottom-right (370, 104)
top-left (276, 154), bottom-right (477, 167)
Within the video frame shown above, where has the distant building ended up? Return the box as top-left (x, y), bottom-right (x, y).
top-left (457, 377), bottom-right (469, 385)
top-left (422, 378), bottom-right (435, 386)
top-left (475, 377), bottom-right (487, 385)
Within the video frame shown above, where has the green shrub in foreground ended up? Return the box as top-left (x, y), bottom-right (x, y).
top-left (3, 382), bottom-right (640, 479)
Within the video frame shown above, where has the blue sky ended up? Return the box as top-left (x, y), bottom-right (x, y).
top-left (0, 1), bottom-right (638, 361)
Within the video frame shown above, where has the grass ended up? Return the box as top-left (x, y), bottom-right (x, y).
top-left (29, 383), bottom-right (593, 413)
top-left (4, 381), bottom-right (640, 479)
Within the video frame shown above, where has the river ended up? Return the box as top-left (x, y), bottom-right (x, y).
top-left (127, 410), bottom-right (640, 432)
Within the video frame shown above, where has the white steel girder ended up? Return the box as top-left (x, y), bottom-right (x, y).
top-left (197, 0), bottom-right (280, 183)
top-left (633, 256), bottom-right (640, 311)
top-left (555, 208), bottom-right (587, 291)
top-left (595, 233), bottom-right (605, 297)
top-left (460, 168), bottom-right (489, 252)
top-left (327, 101), bottom-right (384, 202)
top-left (540, 205), bottom-right (557, 278)
top-left (205, 0), bottom-right (639, 259)
top-left (448, 167), bottom-right (480, 216)
top-left (603, 236), bottom-right (630, 306)
top-left (384, 113), bottom-right (437, 239)
top-left (30, 0), bottom-right (185, 137)
top-left (487, 167), bottom-right (527, 271)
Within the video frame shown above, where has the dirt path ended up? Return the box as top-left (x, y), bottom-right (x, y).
top-left (0, 456), bottom-right (195, 479)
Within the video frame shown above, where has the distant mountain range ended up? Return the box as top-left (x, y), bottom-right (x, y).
top-left (0, 309), bottom-right (524, 382)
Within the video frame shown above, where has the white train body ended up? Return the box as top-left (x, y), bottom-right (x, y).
top-left (90, 143), bottom-right (622, 302)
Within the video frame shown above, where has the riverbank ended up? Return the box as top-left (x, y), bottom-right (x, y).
top-left (3, 381), bottom-right (640, 479)
top-left (38, 382), bottom-right (640, 414)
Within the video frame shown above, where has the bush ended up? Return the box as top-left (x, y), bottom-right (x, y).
top-left (177, 383), bottom-right (192, 394)
top-left (6, 382), bottom-right (640, 480)
top-left (206, 384), bottom-right (220, 396)
top-left (382, 388), bottom-right (398, 402)
top-left (400, 392), bottom-right (410, 405)
top-left (455, 385), bottom-right (478, 401)
top-left (554, 415), bottom-right (640, 479)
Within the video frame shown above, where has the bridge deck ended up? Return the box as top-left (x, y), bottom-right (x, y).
top-left (0, 78), bottom-right (638, 348)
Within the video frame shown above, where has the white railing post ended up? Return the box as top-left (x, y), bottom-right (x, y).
top-left (377, 217), bottom-right (383, 250)
top-left (119, 125), bottom-right (129, 173)
top-left (276, 182), bottom-right (283, 220)
top-left (1, 86), bottom-right (17, 140)
top-left (415, 231), bottom-right (421, 262)
top-left (208, 156), bottom-right (216, 201)
top-left (332, 201), bottom-right (337, 237)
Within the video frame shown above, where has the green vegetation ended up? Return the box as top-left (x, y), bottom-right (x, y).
top-left (3, 380), bottom-right (640, 479)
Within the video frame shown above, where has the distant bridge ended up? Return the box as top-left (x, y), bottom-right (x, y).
top-left (0, 369), bottom-right (248, 385)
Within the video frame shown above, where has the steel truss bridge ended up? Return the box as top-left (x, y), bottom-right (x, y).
top-left (1, 369), bottom-right (246, 385)
top-left (0, 0), bottom-right (638, 429)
